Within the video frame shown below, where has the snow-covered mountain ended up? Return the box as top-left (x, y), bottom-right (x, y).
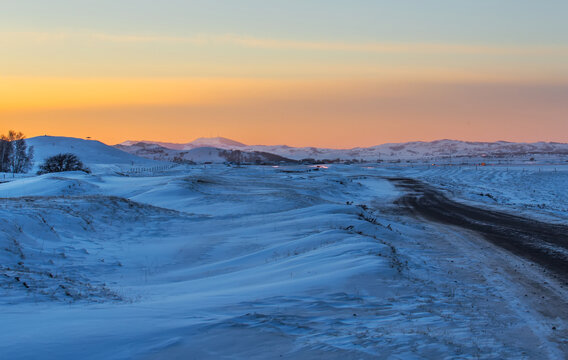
top-left (27, 136), bottom-right (157, 170)
top-left (118, 137), bottom-right (246, 151)
top-left (256, 140), bottom-right (568, 162)
top-left (117, 138), bottom-right (568, 162)
top-left (114, 142), bottom-right (294, 164)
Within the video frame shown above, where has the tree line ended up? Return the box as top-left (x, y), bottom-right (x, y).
top-left (0, 130), bottom-right (34, 174)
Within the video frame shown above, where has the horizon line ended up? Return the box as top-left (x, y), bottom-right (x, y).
top-left (26, 134), bottom-right (568, 150)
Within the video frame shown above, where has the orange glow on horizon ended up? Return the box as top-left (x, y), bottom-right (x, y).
top-left (2, 2), bottom-right (567, 148)
top-left (1, 76), bottom-right (567, 148)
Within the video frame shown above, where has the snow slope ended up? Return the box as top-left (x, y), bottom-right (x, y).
top-left (1, 164), bottom-right (566, 358)
top-left (27, 136), bottom-right (158, 172)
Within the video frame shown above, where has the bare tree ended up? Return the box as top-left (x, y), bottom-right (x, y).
top-left (0, 130), bottom-right (34, 173)
top-left (0, 136), bottom-right (13, 172)
top-left (12, 137), bottom-right (34, 174)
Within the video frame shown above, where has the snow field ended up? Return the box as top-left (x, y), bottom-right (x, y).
top-left (0, 164), bottom-right (566, 358)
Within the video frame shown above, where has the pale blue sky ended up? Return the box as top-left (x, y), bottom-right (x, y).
top-left (1, 0), bottom-right (567, 45)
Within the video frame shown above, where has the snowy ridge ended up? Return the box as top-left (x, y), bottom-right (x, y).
top-left (119, 137), bottom-right (246, 151)
top-left (28, 136), bottom-right (158, 172)
top-left (118, 137), bottom-right (568, 162)
top-left (115, 142), bottom-right (294, 164)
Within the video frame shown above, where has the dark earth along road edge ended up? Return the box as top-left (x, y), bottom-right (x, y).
top-left (389, 177), bottom-right (568, 284)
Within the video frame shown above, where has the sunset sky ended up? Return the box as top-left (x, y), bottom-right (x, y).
top-left (1, 1), bottom-right (567, 147)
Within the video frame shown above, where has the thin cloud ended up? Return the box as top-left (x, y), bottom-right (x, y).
top-left (2, 31), bottom-right (567, 56)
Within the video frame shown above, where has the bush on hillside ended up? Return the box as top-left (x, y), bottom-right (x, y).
top-left (37, 153), bottom-right (90, 175)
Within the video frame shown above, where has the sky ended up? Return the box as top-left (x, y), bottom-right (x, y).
top-left (1, 0), bottom-right (567, 147)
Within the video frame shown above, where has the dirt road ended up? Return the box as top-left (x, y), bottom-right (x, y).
top-left (389, 177), bottom-right (568, 283)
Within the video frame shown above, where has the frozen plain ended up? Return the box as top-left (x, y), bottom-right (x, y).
top-left (1, 162), bottom-right (567, 359)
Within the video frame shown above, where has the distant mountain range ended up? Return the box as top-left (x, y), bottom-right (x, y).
top-left (115, 141), bottom-right (293, 164)
top-left (119, 137), bottom-right (246, 151)
top-left (22, 136), bottom-right (568, 170)
top-left (117, 137), bottom-right (568, 163)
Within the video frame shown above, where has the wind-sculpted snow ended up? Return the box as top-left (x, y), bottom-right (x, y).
top-left (0, 195), bottom-right (185, 304)
top-left (0, 165), bottom-right (566, 359)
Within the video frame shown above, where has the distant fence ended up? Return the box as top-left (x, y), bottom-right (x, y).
top-left (123, 163), bottom-right (179, 176)
top-left (0, 172), bottom-right (32, 181)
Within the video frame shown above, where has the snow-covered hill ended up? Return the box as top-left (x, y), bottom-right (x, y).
top-left (118, 138), bottom-right (568, 162)
top-left (189, 137), bottom-right (247, 149)
top-left (27, 136), bottom-right (157, 171)
top-left (119, 137), bottom-right (246, 151)
top-left (115, 142), bottom-right (294, 164)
